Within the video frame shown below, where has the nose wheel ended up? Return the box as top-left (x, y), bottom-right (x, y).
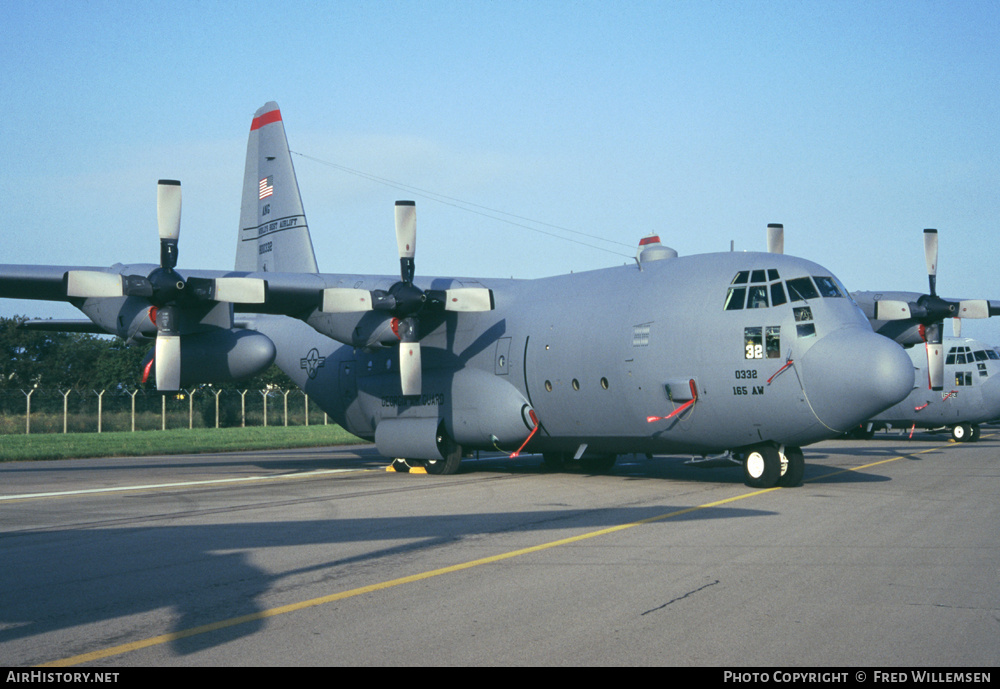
top-left (742, 444), bottom-right (804, 488)
top-left (951, 423), bottom-right (980, 442)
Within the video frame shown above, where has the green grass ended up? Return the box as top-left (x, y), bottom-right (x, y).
top-left (0, 425), bottom-right (368, 462)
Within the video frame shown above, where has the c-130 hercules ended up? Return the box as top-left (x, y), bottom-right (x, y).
top-left (0, 102), bottom-right (915, 488)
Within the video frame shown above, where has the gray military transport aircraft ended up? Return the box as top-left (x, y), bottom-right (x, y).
top-left (0, 102), bottom-right (916, 488)
top-left (851, 228), bottom-right (1000, 391)
top-left (846, 229), bottom-right (1000, 441)
top-left (849, 336), bottom-right (1000, 442)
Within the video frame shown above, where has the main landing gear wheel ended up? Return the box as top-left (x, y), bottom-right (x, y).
top-left (777, 446), bottom-right (804, 487)
top-left (951, 423), bottom-right (974, 443)
top-left (390, 458), bottom-right (412, 473)
top-left (743, 444), bottom-right (781, 488)
top-left (423, 431), bottom-right (463, 475)
top-left (971, 424), bottom-right (981, 441)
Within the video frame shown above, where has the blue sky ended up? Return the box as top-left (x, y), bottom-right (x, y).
top-left (2, 1), bottom-right (999, 342)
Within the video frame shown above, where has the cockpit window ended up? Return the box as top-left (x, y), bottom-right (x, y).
top-left (974, 350), bottom-right (989, 362)
top-left (725, 287), bottom-right (747, 310)
top-left (786, 277), bottom-right (819, 302)
top-left (813, 276), bottom-right (843, 298)
top-left (725, 270), bottom-right (783, 310)
top-left (770, 282), bottom-right (787, 307)
top-left (747, 285), bottom-right (769, 309)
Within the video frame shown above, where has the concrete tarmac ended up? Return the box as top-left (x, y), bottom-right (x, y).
top-left (1, 429), bottom-right (997, 667)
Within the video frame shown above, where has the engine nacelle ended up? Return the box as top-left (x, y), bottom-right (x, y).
top-left (142, 329), bottom-right (276, 386)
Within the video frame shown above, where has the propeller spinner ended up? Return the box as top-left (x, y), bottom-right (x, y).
top-left (321, 200), bottom-right (495, 396)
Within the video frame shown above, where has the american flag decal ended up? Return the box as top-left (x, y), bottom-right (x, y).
top-left (258, 176), bottom-right (274, 200)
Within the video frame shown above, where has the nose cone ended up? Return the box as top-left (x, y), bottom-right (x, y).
top-left (799, 328), bottom-right (915, 432)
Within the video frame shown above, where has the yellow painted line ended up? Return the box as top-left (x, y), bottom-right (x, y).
top-left (804, 440), bottom-right (955, 483)
top-left (39, 486), bottom-right (777, 667)
top-left (39, 437), bottom-right (972, 667)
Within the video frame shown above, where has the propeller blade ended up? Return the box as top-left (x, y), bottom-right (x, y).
top-left (155, 334), bottom-right (182, 390)
top-left (65, 271), bottom-right (124, 298)
top-left (399, 341), bottom-right (422, 396)
top-left (953, 318), bottom-right (962, 338)
top-left (957, 300), bottom-right (990, 319)
top-left (153, 304), bottom-right (181, 390)
top-left (322, 287), bottom-right (376, 313)
top-left (438, 288), bottom-right (495, 312)
top-left (873, 300), bottom-right (912, 321)
top-left (926, 342), bottom-right (944, 391)
top-left (157, 180), bottom-right (182, 270)
top-left (157, 180), bottom-right (182, 241)
top-left (923, 228), bottom-right (938, 296)
top-left (395, 200), bottom-right (416, 284)
top-left (766, 223), bottom-right (784, 254)
top-left (210, 277), bottom-right (266, 304)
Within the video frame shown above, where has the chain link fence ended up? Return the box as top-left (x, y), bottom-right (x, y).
top-left (0, 387), bottom-right (328, 435)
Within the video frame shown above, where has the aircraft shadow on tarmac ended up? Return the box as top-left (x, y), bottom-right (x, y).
top-left (2, 499), bottom-right (780, 659)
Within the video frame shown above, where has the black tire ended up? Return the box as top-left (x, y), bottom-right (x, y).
top-left (424, 428), bottom-right (463, 475)
top-left (971, 424), bottom-right (982, 442)
top-left (952, 423), bottom-right (973, 443)
top-left (777, 446), bottom-right (805, 487)
top-left (743, 444), bottom-right (781, 488)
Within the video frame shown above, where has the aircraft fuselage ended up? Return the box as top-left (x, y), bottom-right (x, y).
top-left (253, 250), bottom-right (914, 461)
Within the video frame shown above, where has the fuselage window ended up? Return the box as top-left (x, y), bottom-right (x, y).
top-left (793, 306), bottom-right (813, 322)
top-left (797, 323), bottom-right (816, 338)
top-left (956, 372), bottom-right (973, 386)
top-left (786, 277), bottom-right (819, 302)
top-left (745, 327), bottom-right (763, 359)
top-left (766, 326), bottom-right (781, 359)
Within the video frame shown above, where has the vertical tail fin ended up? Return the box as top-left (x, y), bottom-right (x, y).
top-left (235, 102), bottom-right (319, 273)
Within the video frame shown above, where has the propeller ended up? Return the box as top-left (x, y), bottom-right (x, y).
top-left (321, 200), bottom-right (495, 396)
top-left (65, 180), bottom-right (266, 389)
top-left (874, 229), bottom-right (993, 390)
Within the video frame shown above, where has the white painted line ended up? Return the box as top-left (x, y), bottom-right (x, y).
top-left (0, 468), bottom-right (362, 501)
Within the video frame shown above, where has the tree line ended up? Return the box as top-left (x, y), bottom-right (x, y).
top-left (1, 315), bottom-right (294, 392)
